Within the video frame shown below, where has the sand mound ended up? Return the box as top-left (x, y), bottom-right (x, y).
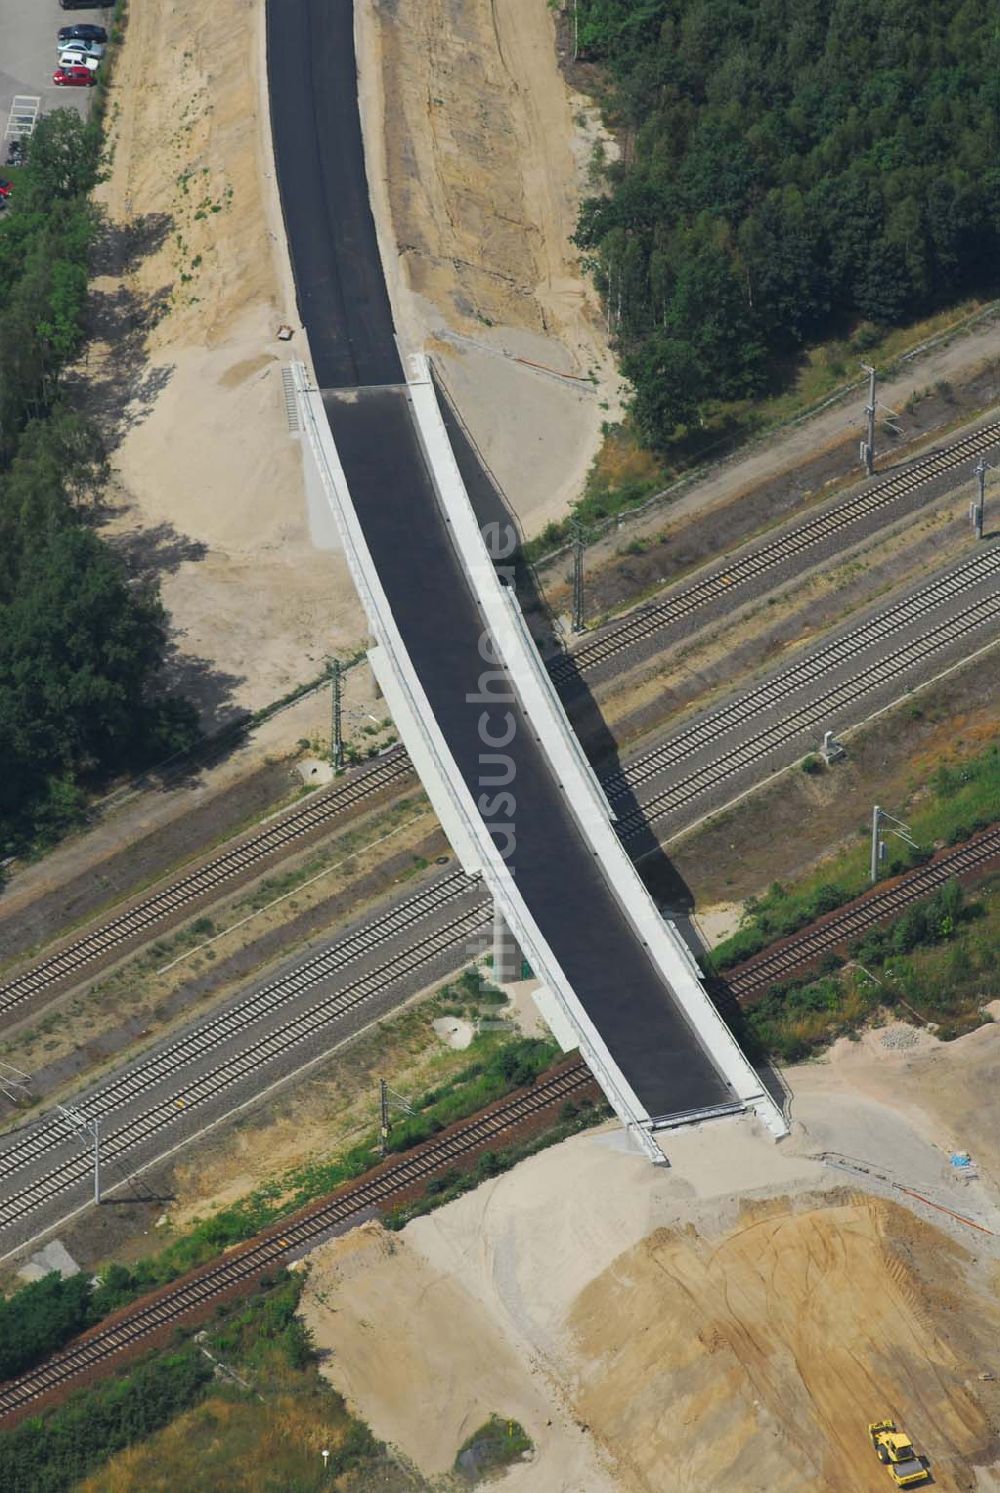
top-left (572, 1194), bottom-right (998, 1491)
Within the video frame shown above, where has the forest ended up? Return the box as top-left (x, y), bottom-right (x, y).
top-left (573, 0), bottom-right (1000, 447)
top-left (0, 113), bottom-right (196, 855)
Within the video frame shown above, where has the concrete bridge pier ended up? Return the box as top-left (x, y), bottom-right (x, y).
top-left (492, 904), bottom-right (524, 986)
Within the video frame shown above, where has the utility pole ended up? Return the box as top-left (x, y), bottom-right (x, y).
top-left (329, 658), bottom-right (343, 769)
top-left (92, 1117), bottom-right (101, 1205)
top-left (0, 1060), bottom-right (31, 1104)
top-left (571, 523), bottom-right (586, 633)
top-left (378, 1079), bottom-right (414, 1158)
top-left (56, 1104), bottom-right (102, 1204)
top-left (379, 1078), bottom-right (389, 1158)
top-left (860, 364), bottom-right (877, 476)
top-left (870, 804), bottom-right (918, 884)
top-left (971, 457), bottom-right (992, 541)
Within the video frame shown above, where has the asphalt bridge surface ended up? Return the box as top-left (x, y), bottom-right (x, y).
top-left (266, 0), bottom-right (733, 1119)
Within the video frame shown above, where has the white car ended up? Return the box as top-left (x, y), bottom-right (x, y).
top-left (56, 37), bottom-right (104, 58)
top-left (58, 48), bottom-right (100, 71)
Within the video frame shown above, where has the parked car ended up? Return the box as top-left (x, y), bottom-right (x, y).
top-left (56, 37), bottom-right (104, 57)
top-left (59, 0), bottom-right (101, 10)
top-left (57, 23), bottom-right (108, 44)
top-left (53, 64), bottom-right (97, 87)
top-left (6, 139), bottom-right (24, 165)
top-left (58, 49), bottom-right (101, 71)
top-left (0, 180), bottom-right (12, 200)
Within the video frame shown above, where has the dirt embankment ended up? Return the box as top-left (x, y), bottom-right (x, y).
top-left (300, 1019), bottom-right (1000, 1492)
top-left (359, 0), bottom-right (620, 536)
top-left (92, 0), bottom-right (364, 720)
top-left (570, 1195), bottom-right (996, 1492)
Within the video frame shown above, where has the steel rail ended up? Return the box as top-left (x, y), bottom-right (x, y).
top-left (607, 547), bottom-right (1000, 797)
top-left (552, 416), bottom-right (1000, 682)
top-left (726, 825), bottom-right (1000, 998)
top-left (2, 422), bottom-right (997, 1021)
top-left (0, 1059), bottom-right (595, 1419)
top-left (617, 584), bottom-right (1000, 834)
top-left (0, 892), bottom-right (491, 1220)
top-left (0, 749), bottom-right (414, 1019)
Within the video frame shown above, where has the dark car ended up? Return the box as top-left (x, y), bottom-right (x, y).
top-left (57, 22), bottom-right (108, 43)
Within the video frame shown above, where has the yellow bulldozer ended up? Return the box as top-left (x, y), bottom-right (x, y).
top-left (868, 1420), bottom-right (929, 1486)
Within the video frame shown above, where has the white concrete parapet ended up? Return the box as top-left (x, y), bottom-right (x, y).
top-left (406, 354), bottom-right (787, 1141)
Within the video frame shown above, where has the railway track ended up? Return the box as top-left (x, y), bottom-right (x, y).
top-left (608, 546), bottom-right (1000, 800)
top-left (616, 578), bottom-right (1000, 834)
top-left (725, 824), bottom-right (1000, 1000)
top-left (2, 545), bottom-right (995, 1235)
top-left (0, 1058), bottom-right (595, 1422)
top-left (0, 748), bottom-right (414, 1022)
top-left (552, 416), bottom-right (1000, 683)
top-left (0, 882), bottom-right (491, 1227)
top-left (2, 421), bottom-right (997, 1023)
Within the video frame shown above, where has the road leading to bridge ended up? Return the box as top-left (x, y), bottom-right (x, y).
top-left (265, 0), bottom-right (770, 1134)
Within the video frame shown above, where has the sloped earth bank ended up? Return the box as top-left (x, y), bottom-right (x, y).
top-left (90, 0), bottom-right (364, 721)
top-left (300, 1019), bottom-right (1000, 1492)
top-left (357, 0), bottom-right (621, 536)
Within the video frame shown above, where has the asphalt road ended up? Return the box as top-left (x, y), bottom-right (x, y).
top-left (266, 0), bottom-right (398, 389)
top-left (268, 0), bottom-right (738, 1125)
top-left (0, 0), bottom-right (106, 146)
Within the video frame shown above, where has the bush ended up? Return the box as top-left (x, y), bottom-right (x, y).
top-left (0, 1348), bottom-right (213, 1491)
top-left (455, 1414), bottom-right (533, 1482)
top-left (0, 1272), bottom-right (93, 1380)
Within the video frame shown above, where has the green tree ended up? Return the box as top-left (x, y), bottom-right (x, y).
top-left (17, 110), bottom-right (103, 210)
top-left (623, 333), bottom-right (702, 445)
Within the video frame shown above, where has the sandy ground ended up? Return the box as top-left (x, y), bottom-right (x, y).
top-left (300, 1016), bottom-right (1000, 1492)
top-left (91, 0), bottom-right (365, 721)
top-left (358, 0), bottom-right (621, 536)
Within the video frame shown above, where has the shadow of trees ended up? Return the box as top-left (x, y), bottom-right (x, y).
top-left (63, 212), bottom-right (178, 448)
top-left (71, 211), bottom-right (246, 739)
top-left (66, 285), bottom-right (174, 449)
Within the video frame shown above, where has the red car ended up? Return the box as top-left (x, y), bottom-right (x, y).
top-left (0, 180), bottom-right (11, 200)
top-left (53, 64), bottom-right (96, 87)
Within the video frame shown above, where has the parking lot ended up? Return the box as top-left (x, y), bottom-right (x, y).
top-left (0, 0), bottom-right (111, 153)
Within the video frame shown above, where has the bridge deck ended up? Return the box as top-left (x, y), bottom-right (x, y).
top-left (268, 0), bottom-right (737, 1122)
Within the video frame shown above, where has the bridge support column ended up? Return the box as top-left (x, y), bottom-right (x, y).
top-left (492, 904), bottom-right (524, 986)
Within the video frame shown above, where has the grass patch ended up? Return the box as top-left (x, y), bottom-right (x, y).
top-left (712, 743), bottom-right (1000, 971)
top-left (454, 1414), bottom-right (533, 1483)
top-left (743, 878), bottom-right (999, 1061)
top-left (2, 1273), bottom-right (428, 1493)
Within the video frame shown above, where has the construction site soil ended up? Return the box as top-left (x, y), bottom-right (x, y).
top-left (301, 1015), bottom-right (1000, 1492)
